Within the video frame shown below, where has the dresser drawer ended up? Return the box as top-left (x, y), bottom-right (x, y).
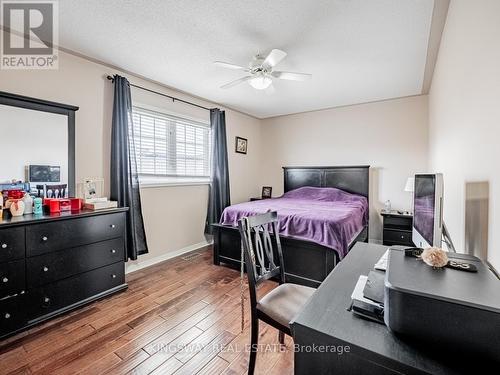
top-left (0, 260), bottom-right (26, 298)
top-left (0, 227), bottom-right (25, 263)
top-left (26, 212), bottom-right (126, 257)
top-left (27, 238), bottom-right (125, 288)
top-left (0, 294), bottom-right (27, 337)
top-left (383, 216), bottom-right (412, 230)
top-left (28, 261), bottom-right (125, 321)
top-left (383, 229), bottom-right (413, 246)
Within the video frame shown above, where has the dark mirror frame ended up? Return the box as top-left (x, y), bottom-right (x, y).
top-left (0, 91), bottom-right (79, 196)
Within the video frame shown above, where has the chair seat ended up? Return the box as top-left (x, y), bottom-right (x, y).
top-left (257, 283), bottom-right (315, 328)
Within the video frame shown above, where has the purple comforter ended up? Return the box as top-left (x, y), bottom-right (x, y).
top-left (220, 187), bottom-right (368, 258)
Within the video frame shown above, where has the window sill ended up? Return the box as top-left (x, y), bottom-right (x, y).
top-left (139, 179), bottom-right (210, 188)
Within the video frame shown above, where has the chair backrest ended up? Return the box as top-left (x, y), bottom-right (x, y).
top-left (238, 212), bottom-right (286, 305)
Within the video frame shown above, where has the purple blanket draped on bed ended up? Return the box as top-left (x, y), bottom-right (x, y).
top-left (219, 187), bottom-right (368, 258)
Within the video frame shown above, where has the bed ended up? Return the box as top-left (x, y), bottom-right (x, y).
top-left (212, 166), bottom-right (370, 287)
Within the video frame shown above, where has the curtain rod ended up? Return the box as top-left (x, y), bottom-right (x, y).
top-left (106, 75), bottom-right (211, 112)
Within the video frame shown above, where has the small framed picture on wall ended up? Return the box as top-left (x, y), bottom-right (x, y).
top-left (235, 136), bottom-right (248, 154)
top-left (261, 186), bottom-right (272, 199)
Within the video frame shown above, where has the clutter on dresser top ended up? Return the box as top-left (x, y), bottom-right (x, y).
top-left (1, 177), bottom-right (118, 218)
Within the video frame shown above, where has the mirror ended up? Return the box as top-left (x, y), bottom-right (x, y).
top-left (0, 91), bottom-right (78, 197)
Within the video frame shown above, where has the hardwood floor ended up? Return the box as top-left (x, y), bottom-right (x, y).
top-left (0, 247), bottom-right (294, 375)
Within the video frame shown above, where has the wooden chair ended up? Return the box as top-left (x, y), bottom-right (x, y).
top-left (238, 211), bottom-right (316, 375)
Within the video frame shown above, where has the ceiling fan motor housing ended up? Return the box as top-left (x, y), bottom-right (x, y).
top-left (250, 55), bottom-right (267, 74)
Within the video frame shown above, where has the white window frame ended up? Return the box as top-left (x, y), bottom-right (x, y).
top-left (131, 105), bottom-right (211, 188)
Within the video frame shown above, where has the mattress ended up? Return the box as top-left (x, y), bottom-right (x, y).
top-left (220, 186), bottom-right (368, 258)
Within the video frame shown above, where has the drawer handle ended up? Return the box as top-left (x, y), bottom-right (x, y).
top-left (4, 313), bottom-right (10, 319)
top-left (112, 274), bottom-right (117, 279)
top-left (43, 297), bottom-right (51, 305)
top-left (43, 266), bottom-right (49, 272)
top-left (42, 236), bottom-right (48, 242)
top-left (401, 235), bottom-right (405, 239)
top-left (2, 277), bottom-right (8, 283)
top-left (1, 243), bottom-right (7, 249)
top-left (111, 249), bottom-right (116, 254)
top-left (110, 224), bottom-right (116, 229)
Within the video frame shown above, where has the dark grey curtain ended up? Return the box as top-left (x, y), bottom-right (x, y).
top-left (110, 74), bottom-right (148, 260)
top-left (205, 108), bottom-right (231, 234)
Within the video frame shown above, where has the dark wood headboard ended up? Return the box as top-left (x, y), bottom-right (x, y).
top-left (282, 165), bottom-right (370, 199)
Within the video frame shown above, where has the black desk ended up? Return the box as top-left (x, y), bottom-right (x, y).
top-left (291, 242), bottom-right (468, 375)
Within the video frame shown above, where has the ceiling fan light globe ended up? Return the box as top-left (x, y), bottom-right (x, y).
top-left (249, 76), bottom-right (272, 90)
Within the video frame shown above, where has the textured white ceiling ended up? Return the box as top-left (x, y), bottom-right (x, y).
top-left (58, 0), bottom-right (435, 118)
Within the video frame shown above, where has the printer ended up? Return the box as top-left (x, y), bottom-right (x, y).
top-left (384, 249), bottom-right (500, 362)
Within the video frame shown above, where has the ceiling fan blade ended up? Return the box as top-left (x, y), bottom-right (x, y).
top-left (220, 76), bottom-right (252, 89)
top-left (262, 49), bottom-right (287, 70)
top-left (214, 61), bottom-right (249, 71)
top-left (271, 71), bottom-right (312, 81)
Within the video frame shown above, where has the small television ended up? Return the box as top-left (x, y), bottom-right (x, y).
top-left (28, 165), bottom-right (61, 183)
top-left (412, 173), bottom-right (444, 248)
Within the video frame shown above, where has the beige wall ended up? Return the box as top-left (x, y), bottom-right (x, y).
top-left (0, 48), bottom-right (263, 269)
top-left (260, 96), bottom-right (429, 241)
top-left (428, 0), bottom-right (500, 270)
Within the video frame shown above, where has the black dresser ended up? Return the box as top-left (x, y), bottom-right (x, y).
top-left (0, 208), bottom-right (128, 339)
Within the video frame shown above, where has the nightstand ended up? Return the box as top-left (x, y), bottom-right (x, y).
top-left (381, 210), bottom-right (414, 247)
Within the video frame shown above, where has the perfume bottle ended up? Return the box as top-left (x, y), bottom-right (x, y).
top-left (33, 197), bottom-right (43, 215)
top-left (384, 200), bottom-right (392, 212)
top-left (23, 193), bottom-right (33, 214)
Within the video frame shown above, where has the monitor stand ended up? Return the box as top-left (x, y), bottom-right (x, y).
top-left (442, 223), bottom-right (456, 252)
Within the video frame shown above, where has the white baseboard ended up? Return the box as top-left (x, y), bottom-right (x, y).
top-left (125, 240), bottom-right (213, 274)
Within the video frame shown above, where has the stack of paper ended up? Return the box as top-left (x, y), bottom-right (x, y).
top-left (83, 197), bottom-right (118, 210)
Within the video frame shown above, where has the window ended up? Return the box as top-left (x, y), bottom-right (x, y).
top-left (131, 107), bottom-right (211, 185)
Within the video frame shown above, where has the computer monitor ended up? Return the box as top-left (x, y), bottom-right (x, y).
top-left (412, 173), bottom-right (444, 248)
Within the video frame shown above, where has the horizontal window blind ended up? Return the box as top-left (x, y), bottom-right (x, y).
top-left (131, 108), bottom-right (211, 178)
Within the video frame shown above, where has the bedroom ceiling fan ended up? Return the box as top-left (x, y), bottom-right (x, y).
top-left (214, 49), bottom-right (312, 90)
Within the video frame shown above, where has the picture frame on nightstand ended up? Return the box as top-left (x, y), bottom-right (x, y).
top-left (261, 186), bottom-right (272, 199)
